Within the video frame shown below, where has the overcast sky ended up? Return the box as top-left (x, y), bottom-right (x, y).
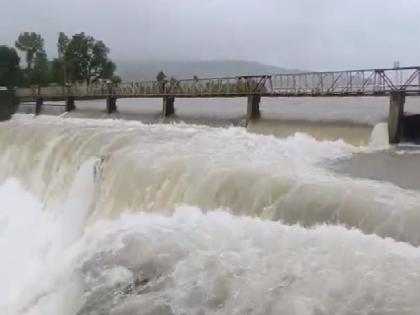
top-left (1, 0), bottom-right (420, 71)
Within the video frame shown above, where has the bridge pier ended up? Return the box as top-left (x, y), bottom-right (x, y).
top-left (0, 89), bottom-right (17, 120)
top-left (388, 91), bottom-right (406, 144)
top-left (65, 97), bottom-right (76, 112)
top-left (106, 97), bottom-right (117, 114)
top-left (35, 98), bottom-right (43, 115)
top-left (162, 96), bottom-right (175, 117)
top-left (246, 95), bottom-right (261, 123)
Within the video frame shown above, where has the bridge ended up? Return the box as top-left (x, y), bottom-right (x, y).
top-left (14, 66), bottom-right (420, 144)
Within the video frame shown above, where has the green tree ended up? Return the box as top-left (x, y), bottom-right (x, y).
top-left (57, 32), bottom-right (69, 60)
top-left (156, 71), bottom-right (166, 82)
top-left (15, 32), bottom-right (45, 70)
top-left (57, 32), bottom-right (69, 83)
top-left (0, 46), bottom-right (21, 87)
top-left (50, 58), bottom-right (63, 84)
top-left (156, 71), bottom-right (167, 92)
top-left (32, 51), bottom-right (50, 85)
top-left (65, 32), bottom-right (116, 85)
top-left (110, 75), bottom-right (122, 83)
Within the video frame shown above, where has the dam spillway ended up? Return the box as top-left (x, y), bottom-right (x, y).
top-left (0, 113), bottom-right (420, 314)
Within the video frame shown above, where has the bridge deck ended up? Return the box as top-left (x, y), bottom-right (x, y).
top-left (15, 66), bottom-right (420, 99)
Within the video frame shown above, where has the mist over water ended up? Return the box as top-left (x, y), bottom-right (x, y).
top-left (1, 113), bottom-right (420, 314)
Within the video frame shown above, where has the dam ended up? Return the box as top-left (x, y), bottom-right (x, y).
top-left (2, 68), bottom-right (420, 315)
top-left (1, 114), bottom-right (420, 314)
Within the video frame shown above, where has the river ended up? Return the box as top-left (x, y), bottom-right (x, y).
top-left (2, 97), bottom-right (420, 315)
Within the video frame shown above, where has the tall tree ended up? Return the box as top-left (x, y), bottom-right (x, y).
top-left (156, 71), bottom-right (167, 92)
top-left (56, 32), bottom-right (69, 84)
top-left (50, 58), bottom-right (63, 84)
top-left (0, 46), bottom-right (21, 87)
top-left (32, 51), bottom-right (50, 85)
top-left (156, 71), bottom-right (166, 82)
top-left (57, 32), bottom-right (69, 60)
top-left (65, 32), bottom-right (116, 85)
top-left (15, 32), bottom-right (44, 70)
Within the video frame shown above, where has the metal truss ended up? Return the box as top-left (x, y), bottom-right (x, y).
top-left (15, 67), bottom-right (420, 99)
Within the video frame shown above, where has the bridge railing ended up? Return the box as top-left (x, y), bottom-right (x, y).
top-left (70, 84), bottom-right (110, 97)
top-left (268, 68), bottom-right (420, 95)
top-left (14, 67), bottom-right (420, 99)
top-left (115, 81), bottom-right (160, 96)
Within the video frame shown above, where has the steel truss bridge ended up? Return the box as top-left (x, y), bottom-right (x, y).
top-left (15, 66), bottom-right (420, 99)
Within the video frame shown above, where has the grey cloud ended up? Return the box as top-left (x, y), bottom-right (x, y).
top-left (1, 0), bottom-right (420, 70)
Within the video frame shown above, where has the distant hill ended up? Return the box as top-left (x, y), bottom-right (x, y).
top-left (115, 60), bottom-right (303, 81)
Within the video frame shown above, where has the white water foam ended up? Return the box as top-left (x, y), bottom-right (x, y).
top-left (1, 115), bottom-right (420, 314)
top-left (369, 122), bottom-right (390, 149)
top-left (0, 158), bottom-right (100, 315)
top-left (2, 184), bottom-right (420, 315)
top-left (1, 116), bottom-right (420, 244)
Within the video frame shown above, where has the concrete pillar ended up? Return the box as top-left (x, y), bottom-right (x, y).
top-left (105, 81), bottom-right (117, 114)
top-left (35, 98), bottom-right (43, 115)
top-left (247, 95), bottom-right (261, 122)
top-left (0, 89), bottom-right (16, 121)
top-left (65, 97), bottom-right (76, 112)
top-left (65, 84), bottom-right (75, 112)
top-left (106, 97), bottom-right (117, 114)
top-left (162, 96), bottom-right (175, 117)
top-left (388, 91), bottom-right (406, 144)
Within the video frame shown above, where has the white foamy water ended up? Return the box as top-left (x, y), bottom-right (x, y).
top-left (1, 114), bottom-right (420, 314)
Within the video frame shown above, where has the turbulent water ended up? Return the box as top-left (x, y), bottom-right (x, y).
top-left (2, 114), bottom-right (420, 315)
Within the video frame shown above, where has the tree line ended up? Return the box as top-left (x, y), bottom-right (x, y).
top-left (0, 32), bottom-right (120, 88)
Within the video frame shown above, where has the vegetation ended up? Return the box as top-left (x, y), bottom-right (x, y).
top-left (156, 71), bottom-right (167, 92)
top-left (15, 32), bottom-right (44, 71)
top-left (64, 33), bottom-right (117, 85)
top-left (0, 31), bottom-right (119, 88)
top-left (156, 71), bottom-right (166, 82)
top-left (0, 46), bottom-right (21, 88)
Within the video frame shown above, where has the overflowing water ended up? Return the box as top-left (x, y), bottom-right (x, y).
top-left (1, 113), bottom-right (420, 315)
